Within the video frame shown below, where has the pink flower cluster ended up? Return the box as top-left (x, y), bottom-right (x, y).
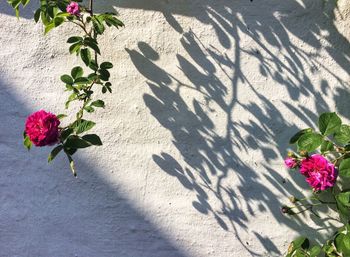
top-left (300, 154), bottom-right (337, 191)
top-left (25, 110), bottom-right (60, 147)
top-left (66, 2), bottom-right (80, 16)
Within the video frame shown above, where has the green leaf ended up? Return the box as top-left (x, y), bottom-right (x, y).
top-left (293, 249), bottom-right (307, 257)
top-left (60, 128), bottom-right (73, 142)
top-left (82, 134), bottom-right (102, 146)
top-left (92, 16), bottom-right (105, 34)
top-left (336, 196), bottom-right (350, 222)
top-left (55, 12), bottom-right (70, 18)
top-left (335, 125), bottom-right (350, 145)
top-left (84, 40), bottom-right (100, 55)
top-left (297, 132), bottom-right (323, 152)
top-left (15, 8), bottom-right (20, 18)
top-left (88, 73), bottom-right (98, 81)
top-left (40, 11), bottom-right (50, 26)
top-left (34, 8), bottom-right (41, 23)
top-left (289, 237), bottom-right (309, 253)
top-left (74, 77), bottom-right (89, 85)
top-left (61, 74), bottom-right (73, 85)
top-left (321, 140), bottom-right (334, 153)
top-left (340, 159), bottom-right (350, 177)
top-left (309, 245), bottom-right (321, 257)
top-left (53, 16), bottom-right (64, 27)
top-left (65, 84), bottom-right (74, 91)
top-left (335, 233), bottom-right (350, 256)
top-left (23, 135), bottom-right (32, 150)
top-left (71, 66), bottom-right (83, 79)
top-left (99, 69), bottom-right (110, 81)
top-left (91, 100), bottom-right (105, 108)
top-left (69, 42), bottom-right (81, 54)
top-left (48, 145), bottom-right (63, 163)
top-left (80, 48), bottom-right (91, 66)
top-left (74, 119), bottom-right (96, 134)
top-left (289, 128), bottom-right (313, 144)
top-left (67, 36), bottom-right (83, 43)
top-left (56, 114), bottom-right (67, 120)
top-left (21, 0), bottom-right (30, 6)
top-left (318, 112), bottom-right (342, 136)
top-left (344, 233), bottom-right (350, 250)
top-left (104, 82), bottom-right (112, 93)
top-left (105, 16), bottom-right (124, 28)
top-left (100, 62), bottom-right (113, 69)
top-left (84, 106), bottom-right (95, 113)
top-left (44, 22), bottom-right (55, 34)
top-left (322, 241), bottom-right (337, 256)
top-left (84, 37), bottom-right (98, 44)
top-left (88, 59), bottom-right (98, 71)
top-left (65, 135), bottom-right (91, 148)
top-left (66, 154), bottom-right (77, 177)
top-left (64, 148), bottom-right (77, 156)
top-left (47, 6), bottom-right (55, 19)
top-left (65, 93), bottom-right (77, 109)
top-left (57, 1), bottom-right (68, 12)
top-left (337, 192), bottom-right (350, 207)
top-left (10, 0), bottom-right (21, 9)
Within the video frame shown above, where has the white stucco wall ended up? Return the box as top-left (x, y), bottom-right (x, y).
top-left (0, 0), bottom-right (349, 256)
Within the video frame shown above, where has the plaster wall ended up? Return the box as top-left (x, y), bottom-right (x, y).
top-left (0, 0), bottom-right (349, 256)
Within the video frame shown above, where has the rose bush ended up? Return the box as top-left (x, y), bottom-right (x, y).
top-left (283, 112), bottom-right (350, 257)
top-left (8, 0), bottom-right (124, 175)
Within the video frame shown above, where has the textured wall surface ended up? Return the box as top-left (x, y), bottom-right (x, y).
top-left (0, 0), bottom-right (349, 256)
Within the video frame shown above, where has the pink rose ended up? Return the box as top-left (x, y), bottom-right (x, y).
top-left (66, 2), bottom-right (80, 16)
top-left (25, 110), bottom-right (60, 147)
top-left (300, 154), bottom-right (337, 191)
top-left (284, 157), bottom-right (297, 169)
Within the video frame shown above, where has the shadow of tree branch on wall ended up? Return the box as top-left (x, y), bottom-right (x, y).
top-left (121, 0), bottom-right (350, 255)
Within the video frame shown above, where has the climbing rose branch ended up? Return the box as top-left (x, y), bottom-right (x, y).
top-left (8, 0), bottom-right (124, 176)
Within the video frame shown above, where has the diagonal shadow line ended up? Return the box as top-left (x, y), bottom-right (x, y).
top-left (0, 76), bottom-right (190, 256)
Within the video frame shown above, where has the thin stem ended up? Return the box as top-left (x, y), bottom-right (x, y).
top-left (70, 20), bottom-right (90, 37)
top-left (89, 0), bottom-right (93, 16)
top-left (75, 0), bottom-right (97, 122)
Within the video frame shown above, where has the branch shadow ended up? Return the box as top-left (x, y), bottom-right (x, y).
top-left (117, 0), bottom-right (350, 255)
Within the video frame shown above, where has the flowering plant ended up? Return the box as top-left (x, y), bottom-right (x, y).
top-left (8, 0), bottom-right (124, 175)
top-left (284, 112), bottom-right (350, 256)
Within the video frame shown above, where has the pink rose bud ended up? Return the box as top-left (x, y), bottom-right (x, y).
top-left (284, 157), bottom-right (297, 169)
top-left (25, 110), bottom-right (60, 147)
top-left (281, 206), bottom-right (294, 215)
top-left (66, 2), bottom-right (80, 16)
